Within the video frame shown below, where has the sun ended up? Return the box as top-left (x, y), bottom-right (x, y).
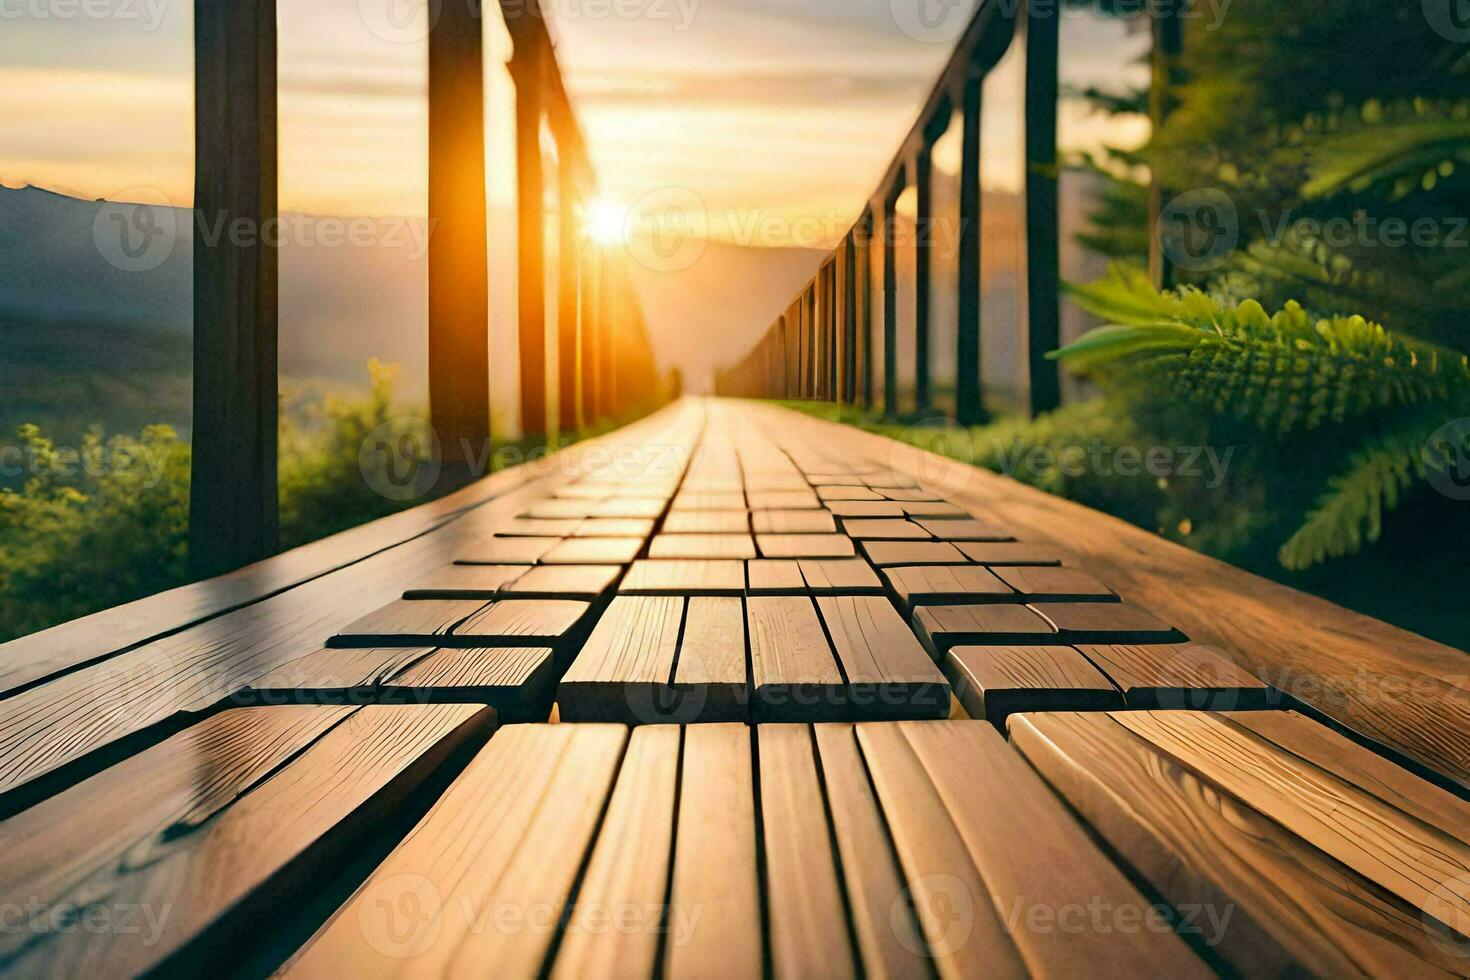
top-left (583, 198), bottom-right (628, 246)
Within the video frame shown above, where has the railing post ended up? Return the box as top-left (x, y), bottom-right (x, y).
top-left (428, 0), bottom-right (491, 486)
top-left (914, 148), bottom-right (934, 415)
top-left (956, 72), bottom-right (984, 425)
top-left (510, 32), bottom-right (548, 437)
top-left (860, 210), bottom-right (875, 410)
top-left (827, 264), bottom-right (839, 399)
top-left (844, 236), bottom-right (858, 404)
top-left (190, 0), bottom-right (279, 579)
top-left (1149, 0), bottom-right (1183, 290)
top-left (558, 163), bottom-right (582, 435)
top-left (1024, 8), bottom-right (1061, 416)
top-left (582, 244), bottom-right (601, 421)
top-left (882, 191), bottom-right (899, 419)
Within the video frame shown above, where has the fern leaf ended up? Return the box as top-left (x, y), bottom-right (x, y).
top-left (1294, 99), bottom-right (1470, 200)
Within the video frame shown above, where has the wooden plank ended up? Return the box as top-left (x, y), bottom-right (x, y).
top-left (1011, 711), bottom-right (1469, 976)
top-left (551, 726), bottom-right (680, 979)
top-left (902, 501), bottom-right (972, 519)
top-left (993, 567), bottom-right (1117, 601)
top-left (665, 725), bottom-right (762, 979)
top-left (912, 604), bottom-right (1059, 656)
top-left (753, 510), bottom-right (838, 534)
top-left (756, 725), bottom-right (858, 977)
top-left (955, 542), bottom-right (1062, 566)
top-left (649, 534), bottom-right (758, 560)
top-left (558, 596), bottom-right (684, 723)
top-left (817, 596), bottom-right (950, 720)
top-left (898, 721), bottom-right (1210, 976)
top-left (1031, 602), bottom-right (1186, 644)
top-left (855, 723), bottom-right (1026, 978)
top-left (555, 483), bottom-right (617, 500)
top-left (798, 559), bottom-right (885, 595)
top-left (286, 724), bottom-right (626, 975)
top-left (669, 492), bottom-right (746, 512)
top-left (404, 564), bottom-right (527, 599)
top-left (574, 518), bottom-right (657, 538)
top-left (495, 518), bottom-right (583, 538)
top-left (1079, 643), bottom-right (1275, 710)
top-left (747, 597), bottom-right (845, 723)
top-left (589, 498), bottom-right (669, 519)
top-left (498, 565), bottom-right (621, 600)
top-left (842, 519), bottom-right (931, 540)
top-left (2, 704), bottom-right (493, 976)
top-left (944, 645), bottom-right (1121, 729)
top-left (542, 537), bottom-right (644, 565)
top-left (662, 511), bottom-right (750, 534)
top-left (817, 486), bottom-right (884, 501)
top-left (1115, 710), bottom-right (1470, 937)
top-left (747, 490), bottom-right (822, 511)
top-left (756, 535), bottom-right (857, 559)
top-left (746, 560), bottom-right (808, 595)
top-left (883, 565), bottom-right (1013, 611)
top-left (452, 599), bottom-right (592, 647)
top-left (861, 540), bottom-right (968, 567)
top-left (527, 499), bottom-right (599, 519)
top-left (242, 648), bottom-right (434, 702)
top-left (810, 725), bottom-right (929, 977)
top-left (671, 597), bottom-right (749, 722)
top-left (329, 599), bottom-right (486, 648)
top-left (619, 560), bottom-right (745, 596)
top-left (381, 648), bottom-right (559, 722)
top-left (825, 500), bottom-right (907, 518)
top-left (879, 488), bottom-right (942, 502)
top-left (915, 519), bottom-right (1015, 542)
top-left (455, 537), bottom-right (560, 565)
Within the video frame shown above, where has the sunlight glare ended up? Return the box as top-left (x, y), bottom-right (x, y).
top-left (584, 198), bottom-right (628, 246)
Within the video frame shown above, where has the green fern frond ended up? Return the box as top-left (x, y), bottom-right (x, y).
top-left (1059, 265), bottom-right (1470, 435)
top-left (1293, 99), bottom-right (1470, 200)
top-left (1278, 410), bottom-right (1467, 569)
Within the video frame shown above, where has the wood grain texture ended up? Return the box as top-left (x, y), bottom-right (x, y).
top-left (757, 725), bottom-right (857, 978)
top-left (944, 645), bottom-right (1121, 728)
top-left (954, 542), bottom-right (1061, 566)
top-left (404, 564), bottom-right (528, 599)
top-left (242, 647), bottom-right (435, 700)
top-left (662, 511), bottom-right (750, 534)
top-left (841, 519), bottom-right (932, 541)
top-left (649, 534), bottom-right (758, 560)
top-left (911, 604), bottom-right (1059, 656)
top-left (669, 492), bottom-right (746, 512)
top-left (811, 724), bottom-right (930, 979)
top-left (1114, 710), bottom-right (1470, 936)
top-left (558, 596), bottom-right (684, 723)
top-left (883, 566), bottom-right (1012, 611)
top-left (1011, 711), bottom-right (1469, 976)
top-left (456, 537), bottom-right (561, 565)
top-left (913, 519), bottom-right (1014, 542)
top-left (551, 726), bottom-right (680, 980)
top-left (1078, 643), bottom-right (1275, 710)
top-left (991, 567), bottom-right (1116, 601)
top-left (747, 491), bottom-right (822, 511)
top-left (672, 597), bottom-right (749, 722)
top-left (901, 502), bottom-right (971, 519)
top-left (286, 724), bottom-right (627, 977)
top-left (329, 599), bottom-right (488, 648)
top-left (381, 648), bottom-right (558, 722)
top-left (574, 519), bottom-right (658, 538)
top-left (451, 599), bottom-right (592, 647)
top-left (542, 538), bottom-right (644, 565)
top-left (756, 535), bottom-right (857, 559)
top-left (854, 723), bottom-right (1026, 978)
top-left (619, 560), bottom-right (746, 596)
top-left (753, 510), bottom-right (838, 534)
top-left (817, 596), bottom-right (950, 720)
top-left (495, 518), bottom-right (584, 538)
top-left (1030, 602), bottom-right (1185, 644)
top-left (664, 725), bottom-right (758, 975)
top-left (747, 596), bottom-right (845, 723)
top-left (817, 486), bottom-right (885, 501)
top-left (798, 559), bottom-right (885, 595)
top-left (2, 704), bottom-right (493, 977)
top-left (747, 560), bottom-right (807, 595)
top-left (897, 721), bottom-right (1210, 977)
top-left (498, 565), bottom-right (621, 599)
top-left (825, 501), bottom-right (907, 518)
top-left (742, 403), bottom-right (1470, 791)
top-left (860, 541), bottom-right (967, 567)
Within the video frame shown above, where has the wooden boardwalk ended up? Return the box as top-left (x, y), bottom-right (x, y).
top-left (0, 398), bottom-right (1466, 976)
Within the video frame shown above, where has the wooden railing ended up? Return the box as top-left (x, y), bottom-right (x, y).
top-left (715, 0), bottom-right (1177, 422)
top-left (190, 0), bottom-right (669, 579)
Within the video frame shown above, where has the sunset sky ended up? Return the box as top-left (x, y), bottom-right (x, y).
top-left (1, 0), bottom-right (1145, 246)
